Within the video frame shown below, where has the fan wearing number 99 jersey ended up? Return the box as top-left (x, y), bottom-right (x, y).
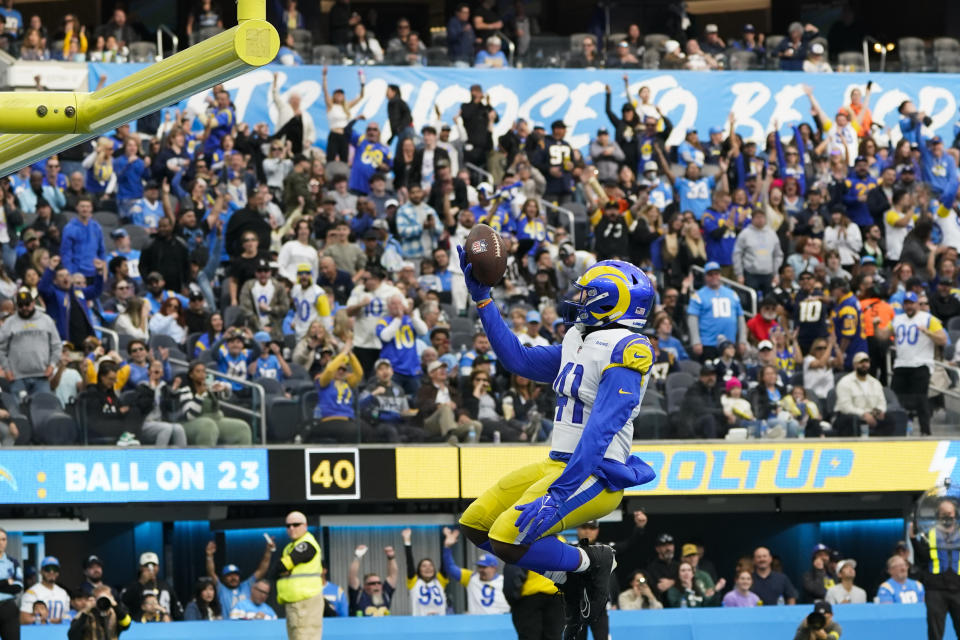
top-left (458, 256), bottom-right (657, 581)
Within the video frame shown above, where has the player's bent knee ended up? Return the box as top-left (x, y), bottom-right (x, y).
top-left (460, 524), bottom-right (489, 547)
top-left (490, 539), bottom-right (528, 564)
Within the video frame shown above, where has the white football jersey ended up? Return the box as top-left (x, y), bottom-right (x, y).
top-left (550, 325), bottom-right (652, 464)
top-left (290, 283), bottom-right (332, 339)
top-left (936, 206), bottom-right (960, 251)
top-left (892, 310), bottom-right (944, 370)
top-left (20, 583), bottom-right (70, 620)
top-left (408, 576), bottom-right (447, 616)
top-left (466, 573), bottom-right (509, 615)
top-left (347, 282), bottom-right (402, 349)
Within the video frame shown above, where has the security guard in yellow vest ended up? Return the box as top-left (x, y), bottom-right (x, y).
top-left (275, 511), bottom-right (325, 640)
top-left (912, 499), bottom-right (960, 640)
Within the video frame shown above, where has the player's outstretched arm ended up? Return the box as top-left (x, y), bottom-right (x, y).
top-left (457, 245), bottom-right (562, 384)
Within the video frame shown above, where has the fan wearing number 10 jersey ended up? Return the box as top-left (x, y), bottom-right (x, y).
top-left (456, 247), bottom-right (657, 638)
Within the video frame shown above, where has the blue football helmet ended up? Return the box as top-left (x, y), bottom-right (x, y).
top-left (567, 260), bottom-right (655, 329)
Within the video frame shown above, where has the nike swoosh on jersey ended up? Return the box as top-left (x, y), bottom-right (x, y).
top-left (618, 389), bottom-right (632, 395)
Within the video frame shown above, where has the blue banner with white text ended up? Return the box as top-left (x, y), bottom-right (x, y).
top-left (89, 64), bottom-right (960, 155)
top-left (0, 448), bottom-right (268, 504)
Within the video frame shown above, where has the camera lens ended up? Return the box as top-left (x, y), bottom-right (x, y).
top-left (96, 596), bottom-right (111, 611)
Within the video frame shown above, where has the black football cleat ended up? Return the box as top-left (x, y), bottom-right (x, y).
top-left (580, 542), bottom-right (615, 624)
top-left (558, 569), bottom-right (587, 640)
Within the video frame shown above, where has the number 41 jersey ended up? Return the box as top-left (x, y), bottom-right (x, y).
top-left (550, 325), bottom-right (652, 464)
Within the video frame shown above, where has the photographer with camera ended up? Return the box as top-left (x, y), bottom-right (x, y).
top-left (67, 585), bottom-right (131, 640)
top-left (793, 601), bottom-right (841, 640)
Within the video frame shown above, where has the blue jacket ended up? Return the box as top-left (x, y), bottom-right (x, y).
top-left (61, 218), bottom-right (106, 277)
top-left (919, 131), bottom-right (959, 198)
top-left (113, 155), bottom-right (149, 201)
top-left (38, 267), bottom-right (104, 341)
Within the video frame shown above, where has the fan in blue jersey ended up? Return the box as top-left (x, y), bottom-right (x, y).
top-left (108, 229), bottom-right (142, 284)
top-left (843, 156), bottom-right (878, 228)
top-left (249, 332), bottom-right (291, 383)
top-left (657, 148), bottom-right (716, 221)
top-left (687, 262), bottom-right (747, 360)
top-left (829, 278), bottom-right (867, 370)
top-left (346, 118), bottom-right (392, 195)
top-left (456, 246), bottom-right (656, 638)
top-left (375, 295), bottom-right (428, 396)
top-left (216, 330), bottom-right (253, 391)
top-left (642, 161), bottom-right (674, 212)
top-left (876, 555), bottom-right (924, 604)
top-left (127, 181), bottom-right (164, 232)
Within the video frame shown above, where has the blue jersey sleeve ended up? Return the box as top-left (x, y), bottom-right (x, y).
top-left (549, 364), bottom-right (647, 502)
top-left (441, 546), bottom-right (462, 583)
top-left (477, 302), bottom-right (561, 384)
top-left (687, 291), bottom-right (704, 317)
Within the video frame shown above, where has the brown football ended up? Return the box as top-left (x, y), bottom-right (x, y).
top-left (464, 223), bottom-right (507, 286)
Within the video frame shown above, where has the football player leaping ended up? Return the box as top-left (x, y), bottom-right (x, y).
top-left (456, 247), bottom-right (657, 638)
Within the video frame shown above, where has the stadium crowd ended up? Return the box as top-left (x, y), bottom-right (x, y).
top-left (1, 0), bottom-right (953, 74)
top-left (4, 512), bottom-right (928, 640)
top-left (0, 4), bottom-right (954, 447)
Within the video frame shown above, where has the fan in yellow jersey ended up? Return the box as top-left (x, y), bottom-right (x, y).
top-left (290, 264), bottom-right (332, 339)
top-left (456, 248), bottom-right (657, 638)
top-left (891, 292), bottom-right (947, 436)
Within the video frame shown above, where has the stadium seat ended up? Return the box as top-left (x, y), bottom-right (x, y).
top-left (824, 388), bottom-right (838, 421)
top-left (764, 35), bottom-right (784, 68)
top-left (837, 52), bottom-right (865, 71)
top-left (634, 407), bottom-right (668, 440)
top-left (300, 390), bottom-right (318, 422)
top-left (451, 331), bottom-right (473, 351)
top-left (312, 45), bottom-right (342, 65)
top-left (426, 47), bottom-right (450, 66)
top-left (677, 360), bottom-right (702, 377)
top-left (290, 28), bottom-right (313, 50)
top-left (121, 224), bottom-right (149, 251)
top-left (899, 49), bottom-right (927, 72)
top-left (606, 33), bottom-right (626, 51)
top-left (29, 392), bottom-right (78, 445)
top-left (898, 37), bottom-right (926, 53)
top-left (641, 389), bottom-right (664, 409)
top-left (222, 305), bottom-right (245, 329)
top-left (642, 49), bottom-right (660, 69)
top-left (665, 371), bottom-right (695, 393)
top-left (129, 42), bottom-right (157, 63)
top-left (934, 37), bottom-right (960, 54)
top-left (947, 316), bottom-right (960, 332)
top-left (267, 396), bottom-right (301, 442)
top-left (94, 211), bottom-right (118, 228)
top-left (728, 50), bottom-right (757, 70)
top-left (150, 334), bottom-right (184, 352)
top-left (256, 378), bottom-right (284, 397)
top-left (1, 391), bottom-right (31, 444)
top-left (325, 160), bottom-right (349, 179)
top-left (569, 33), bottom-right (594, 54)
top-left (936, 52), bottom-right (960, 72)
top-left (643, 33), bottom-right (669, 51)
top-left (666, 386), bottom-right (687, 415)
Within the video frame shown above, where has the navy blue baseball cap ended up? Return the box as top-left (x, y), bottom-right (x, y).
top-left (222, 564), bottom-right (241, 577)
